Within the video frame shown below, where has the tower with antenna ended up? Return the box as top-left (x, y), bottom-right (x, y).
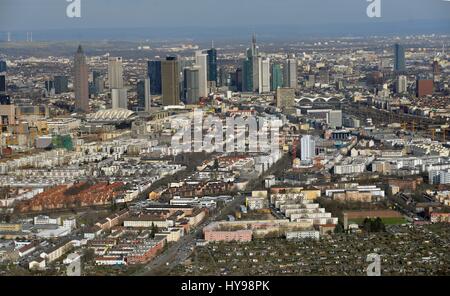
top-left (7, 32), bottom-right (11, 42)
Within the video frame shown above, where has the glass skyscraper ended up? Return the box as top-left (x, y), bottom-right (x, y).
top-left (0, 61), bottom-right (7, 73)
top-left (147, 60), bottom-right (162, 95)
top-left (271, 63), bottom-right (283, 91)
top-left (243, 58), bottom-right (253, 92)
top-left (207, 48), bottom-right (217, 83)
top-left (54, 76), bottom-right (69, 94)
top-left (394, 44), bottom-right (406, 72)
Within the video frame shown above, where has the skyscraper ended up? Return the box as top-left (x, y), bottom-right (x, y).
top-left (284, 55), bottom-right (298, 89)
top-left (111, 88), bottom-right (128, 109)
top-left (258, 57), bottom-right (271, 93)
top-left (108, 57), bottom-right (124, 89)
top-left (242, 58), bottom-right (253, 92)
top-left (54, 76), bottom-right (69, 94)
top-left (396, 75), bottom-right (407, 94)
top-left (207, 46), bottom-right (217, 83)
top-left (416, 79), bottom-right (433, 97)
top-left (235, 68), bottom-right (243, 92)
top-left (394, 44), bottom-right (406, 72)
top-left (250, 34), bottom-right (260, 92)
top-left (271, 63), bottom-right (283, 91)
top-left (195, 51), bottom-right (208, 98)
top-left (0, 61), bottom-right (7, 73)
top-left (148, 60), bottom-right (162, 95)
top-left (301, 135), bottom-right (316, 163)
top-left (137, 78), bottom-right (151, 112)
top-left (242, 34), bottom-right (260, 93)
top-left (73, 45), bottom-right (90, 113)
top-left (162, 57), bottom-right (180, 106)
top-left (137, 80), bottom-right (145, 103)
top-left (44, 80), bottom-right (54, 95)
top-left (184, 66), bottom-right (200, 104)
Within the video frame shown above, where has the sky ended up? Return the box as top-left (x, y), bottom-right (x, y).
top-left (0, 0), bottom-right (449, 41)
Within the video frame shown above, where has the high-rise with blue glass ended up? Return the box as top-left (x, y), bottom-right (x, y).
top-left (207, 47), bottom-right (217, 84)
top-left (147, 60), bottom-right (162, 95)
top-left (271, 63), bottom-right (283, 91)
top-left (394, 44), bottom-right (406, 72)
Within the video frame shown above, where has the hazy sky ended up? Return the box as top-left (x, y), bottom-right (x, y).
top-left (0, 0), bottom-right (449, 31)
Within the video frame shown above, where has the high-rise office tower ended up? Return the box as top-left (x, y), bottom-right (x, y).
top-left (0, 61), bottom-right (7, 73)
top-left (396, 75), bottom-right (407, 94)
top-left (195, 51), bottom-right (208, 98)
top-left (54, 76), bottom-right (69, 94)
top-left (137, 78), bottom-right (151, 111)
top-left (44, 80), bottom-right (55, 95)
top-left (162, 57), bottom-right (181, 106)
top-left (284, 55), bottom-right (298, 89)
top-left (137, 80), bottom-right (145, 108)
top-left (111, 88), bottom-right (128, 109)
top-left (271, 63), bottom-right (283, 91)
top-left (300, 135), bottom-right (316, 162)
top-left (184, 66), bottom-right (200, 104)
top-left (207, 46), bottom-right (217, 84)
top-left (394, 44), bottom-right (406, 72)
top-left (148, 60), bottom-right (162, 95)
top-left (243, 59), bottom-right (253, 92)
top-left (108, 57), bottom-right (124, 89)
top-left (92, 70), bottom-right (101, 82)
top-left (249, 34), bottom-right (260, 92)
top-left (416, 79), bottom-right (433, 97)
top-left (73, 45), bottom-right (90, 113)
top-left (144, 78), bottom-right (151, 111)
top-left (94, 75), bottom-right (105, 94)
top-left (235, 68), bottom-right (243, 92)
top-left (258, 57), bottom-right (271, 93)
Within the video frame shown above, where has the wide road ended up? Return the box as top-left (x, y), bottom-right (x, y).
top-left (134, 195), bottom-right (246, 276)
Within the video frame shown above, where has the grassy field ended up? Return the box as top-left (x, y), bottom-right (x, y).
top-left (348, 217), bottom-right (408, 225)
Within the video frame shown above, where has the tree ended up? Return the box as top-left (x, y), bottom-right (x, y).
top-left (362, 218), bottom-right (372, 232)
top-left (150, 223), bottom-right (158, 239)
top-left (373, 217), bottom-right (386, 232)
top-left (334, 221), bottom-right (344, 234)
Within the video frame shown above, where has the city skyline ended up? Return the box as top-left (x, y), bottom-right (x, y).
top-left (0, 0), bottom-right (449, 32)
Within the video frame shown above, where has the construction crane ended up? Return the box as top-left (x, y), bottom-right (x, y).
top-left (429, 128), bottom-right (436, 141)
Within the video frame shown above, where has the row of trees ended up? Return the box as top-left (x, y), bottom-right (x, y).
top-left (362, 217), bottom-right (386, 233)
